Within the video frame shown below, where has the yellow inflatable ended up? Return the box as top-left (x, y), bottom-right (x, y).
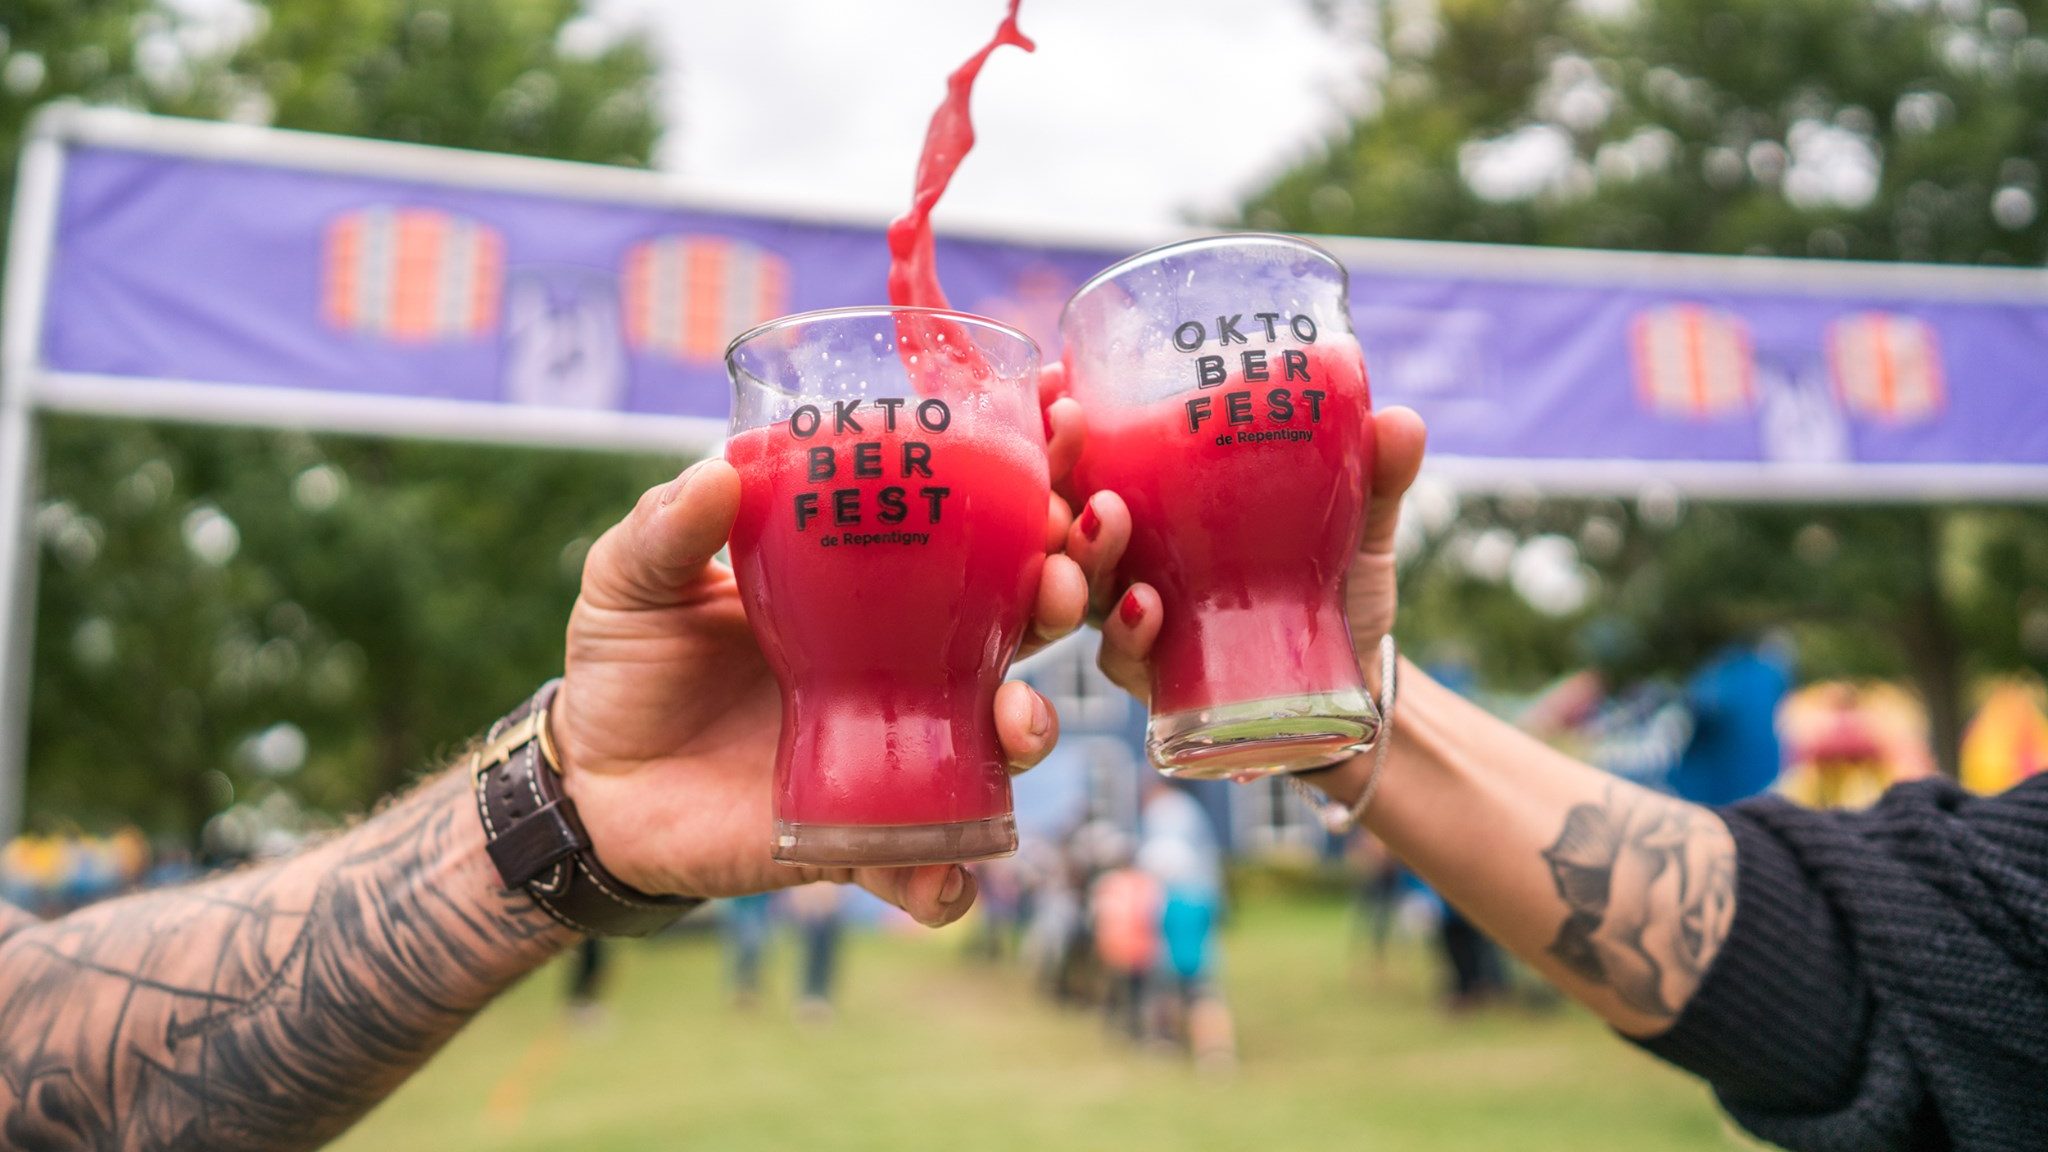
top-left (1961, 681), bottom-right (2048, 796)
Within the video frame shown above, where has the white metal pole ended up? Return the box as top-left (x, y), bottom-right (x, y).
top-left (0, 413), bottom-right (38, 841)
top-left (0, 109), bottom-right (69, 840)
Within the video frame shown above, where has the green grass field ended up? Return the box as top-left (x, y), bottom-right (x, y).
top-left (330, 895), bottom-right (1759, 1152)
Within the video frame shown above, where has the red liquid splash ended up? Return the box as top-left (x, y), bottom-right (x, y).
top-left (887, 0), bottom-right (1035, 313)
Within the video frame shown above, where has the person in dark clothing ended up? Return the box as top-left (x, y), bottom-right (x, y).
top-left (564, 939), bottom-right (609, 1023)
top-left (1438, 904), bottom-right (1507, 1011)
top-left (1640, 776), bottom-right (2048, 1151)
top-left (1074, 403), bottom-right (2048, 1152)
top-left (722, 892), bottom-right (773, 1008)
top-left (787, 882), bottom-right (844, 1022)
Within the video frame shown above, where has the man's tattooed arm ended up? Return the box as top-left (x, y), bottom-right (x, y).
top-left (0, 769), bottom-right (575, 1151)
top-left (1541, 783), bottom-right (1738, 1025)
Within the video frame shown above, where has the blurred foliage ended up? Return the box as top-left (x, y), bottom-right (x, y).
top-left (1268, 0), bottom-right (2048, 261)
top-left (31, 420), bottom-right (677, 834)
top-left (1226, 856), bottom-right (1356, 903)
top-left (17, 1), bottom-right (680, 834)
top-left (0, 1), bottom-right (207, 203)
top-left (236, 0), bottom-right (659, 164)
top-left (1253, 0), bottom-right (2048, 771)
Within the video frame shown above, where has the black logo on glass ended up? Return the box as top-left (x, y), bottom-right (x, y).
top-left (1172, 313), bottom-right (1326, 442)
top-left (784, 399), bottom-right (952, 538)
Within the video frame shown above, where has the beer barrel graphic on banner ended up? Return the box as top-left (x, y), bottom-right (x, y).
top-left (1629, 304), bottom-right (1756, 418)
top-left (621, 235), bottom-right (791, 362)
top-left (1827, 312), bottom-right (1945, 422)
top-left (323, 207), bottom-right (503, 340)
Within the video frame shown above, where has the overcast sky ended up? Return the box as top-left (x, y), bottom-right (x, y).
top-left (598, 0), bottom-right (1373, 237)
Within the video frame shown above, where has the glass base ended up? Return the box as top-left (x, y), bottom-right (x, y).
top-left (1147, 690), bottom-right (1381, 780)
top-left (772, 814), bottom-right (1017, 868)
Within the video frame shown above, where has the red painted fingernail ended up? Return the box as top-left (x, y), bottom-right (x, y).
top-left (1118, 589), bottom-right (1143, 627)
top-left (1079, 502), bottom-right (1102, 541)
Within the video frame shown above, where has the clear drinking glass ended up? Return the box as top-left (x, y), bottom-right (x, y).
top-left (1061, 234), bottom-right (1381, 779)
top-left (724, 306), bottom-right (1047, 866)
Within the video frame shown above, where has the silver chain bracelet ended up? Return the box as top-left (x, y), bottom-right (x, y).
top-left (1289, 634), bottom-right (1399, 834)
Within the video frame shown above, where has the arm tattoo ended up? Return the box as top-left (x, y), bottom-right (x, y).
top-left (1541, 783), bottom-right (1736, 1023)
top-left (0, 770), bottom-right (571, 1151)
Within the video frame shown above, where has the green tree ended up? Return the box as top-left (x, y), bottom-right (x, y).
top-left (0, 2), bottom-right (225, 237)
top-left (1254, 0), bottom-right (2048, 772)
top-left (1264, 0), bottom-right (2048, 263)
top-left (239, 0), bottom-right (658, 164)
top-left (22, 1), bottom-right (682, 835)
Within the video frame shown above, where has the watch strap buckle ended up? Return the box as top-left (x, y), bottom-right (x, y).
top-left (472, 706), bottom-right (561, 779)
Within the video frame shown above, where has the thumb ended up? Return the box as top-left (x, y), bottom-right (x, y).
top-left (1360, 406), bottom-right (1426, 562)
top-left (582, 458), bottom-right (742, 612)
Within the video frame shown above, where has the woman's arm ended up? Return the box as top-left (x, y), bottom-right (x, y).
top-left (1313, 670), bottom-right (1919, 1148)
top-left (1078, 407), bottom-right (1957, 1149)
top-left (0, 770), bottom-right (570, 1152)
top-left (1081, 405), bottom-right (1738, 1035)
top-left (1308, 662), bottom-right (1736, 1036)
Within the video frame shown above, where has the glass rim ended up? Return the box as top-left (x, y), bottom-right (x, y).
top-left (1059, 232), bottom-right (1348, 331)
top-left (723, 304), bottom-right (1042, 388)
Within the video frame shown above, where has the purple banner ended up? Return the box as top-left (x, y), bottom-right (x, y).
top-left (39, 145), bottom-right (1112, 425)
top-left (30, 128), bottom-right (2048, 492)
top-left (1338, 257), bottom-right (2048, 470)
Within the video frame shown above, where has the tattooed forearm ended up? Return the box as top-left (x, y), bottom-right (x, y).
top-left (0, 770), bottom-right (573, 1151)
top-left (1541, 783), bottom-right (1736, 1023)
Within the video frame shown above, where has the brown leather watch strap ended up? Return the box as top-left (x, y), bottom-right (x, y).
top-left (472, 681), bottom-right (699, 937)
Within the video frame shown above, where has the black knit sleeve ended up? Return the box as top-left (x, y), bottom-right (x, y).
top-left (1631, 776), bottom-right (2048, 1152)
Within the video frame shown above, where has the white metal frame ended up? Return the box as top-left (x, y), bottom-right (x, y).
top-left (4, 104), bottom-right (2048, 836)
top-left (35, 103), bottom-right (2048, 302)
top-left (0, 120), bottom-right (62, 841)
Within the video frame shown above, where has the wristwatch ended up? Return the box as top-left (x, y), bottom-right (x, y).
top-left (471, 680), bottom-right (699, 936)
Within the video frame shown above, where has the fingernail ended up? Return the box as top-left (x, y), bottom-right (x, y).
top-left (661, 460), bottom-right (710, 506)
top-left (1079, 501), bottom-right (1102, 542)
top-left (939, 866), bottom-right (966, 905)
top-left (1028, 691), bottom-right (1051, 737)
top-left (1118, 589), bottom-right (1144, 627)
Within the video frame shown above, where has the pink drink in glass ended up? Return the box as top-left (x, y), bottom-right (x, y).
top-left (1062, 235), bottom-right (1380, 778)
top-left (725, 308), bottom-right (1046, 865)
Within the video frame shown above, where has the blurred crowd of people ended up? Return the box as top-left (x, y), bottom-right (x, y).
top-left (1346, 833), bottom-right (1531, 1012)
top-left (973, 779), bottom-right (1239, 1071)
top-left (0, 790), bottom-right (329, 919)
top-left (614, 641), bottom-right (2042, 1047)
top-left (698, 779), bottom-right (1242, 1066)
top-left (715, 884), bottom-right (848, 1022)
top-left (0, 826), bottom-right (195, 916)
